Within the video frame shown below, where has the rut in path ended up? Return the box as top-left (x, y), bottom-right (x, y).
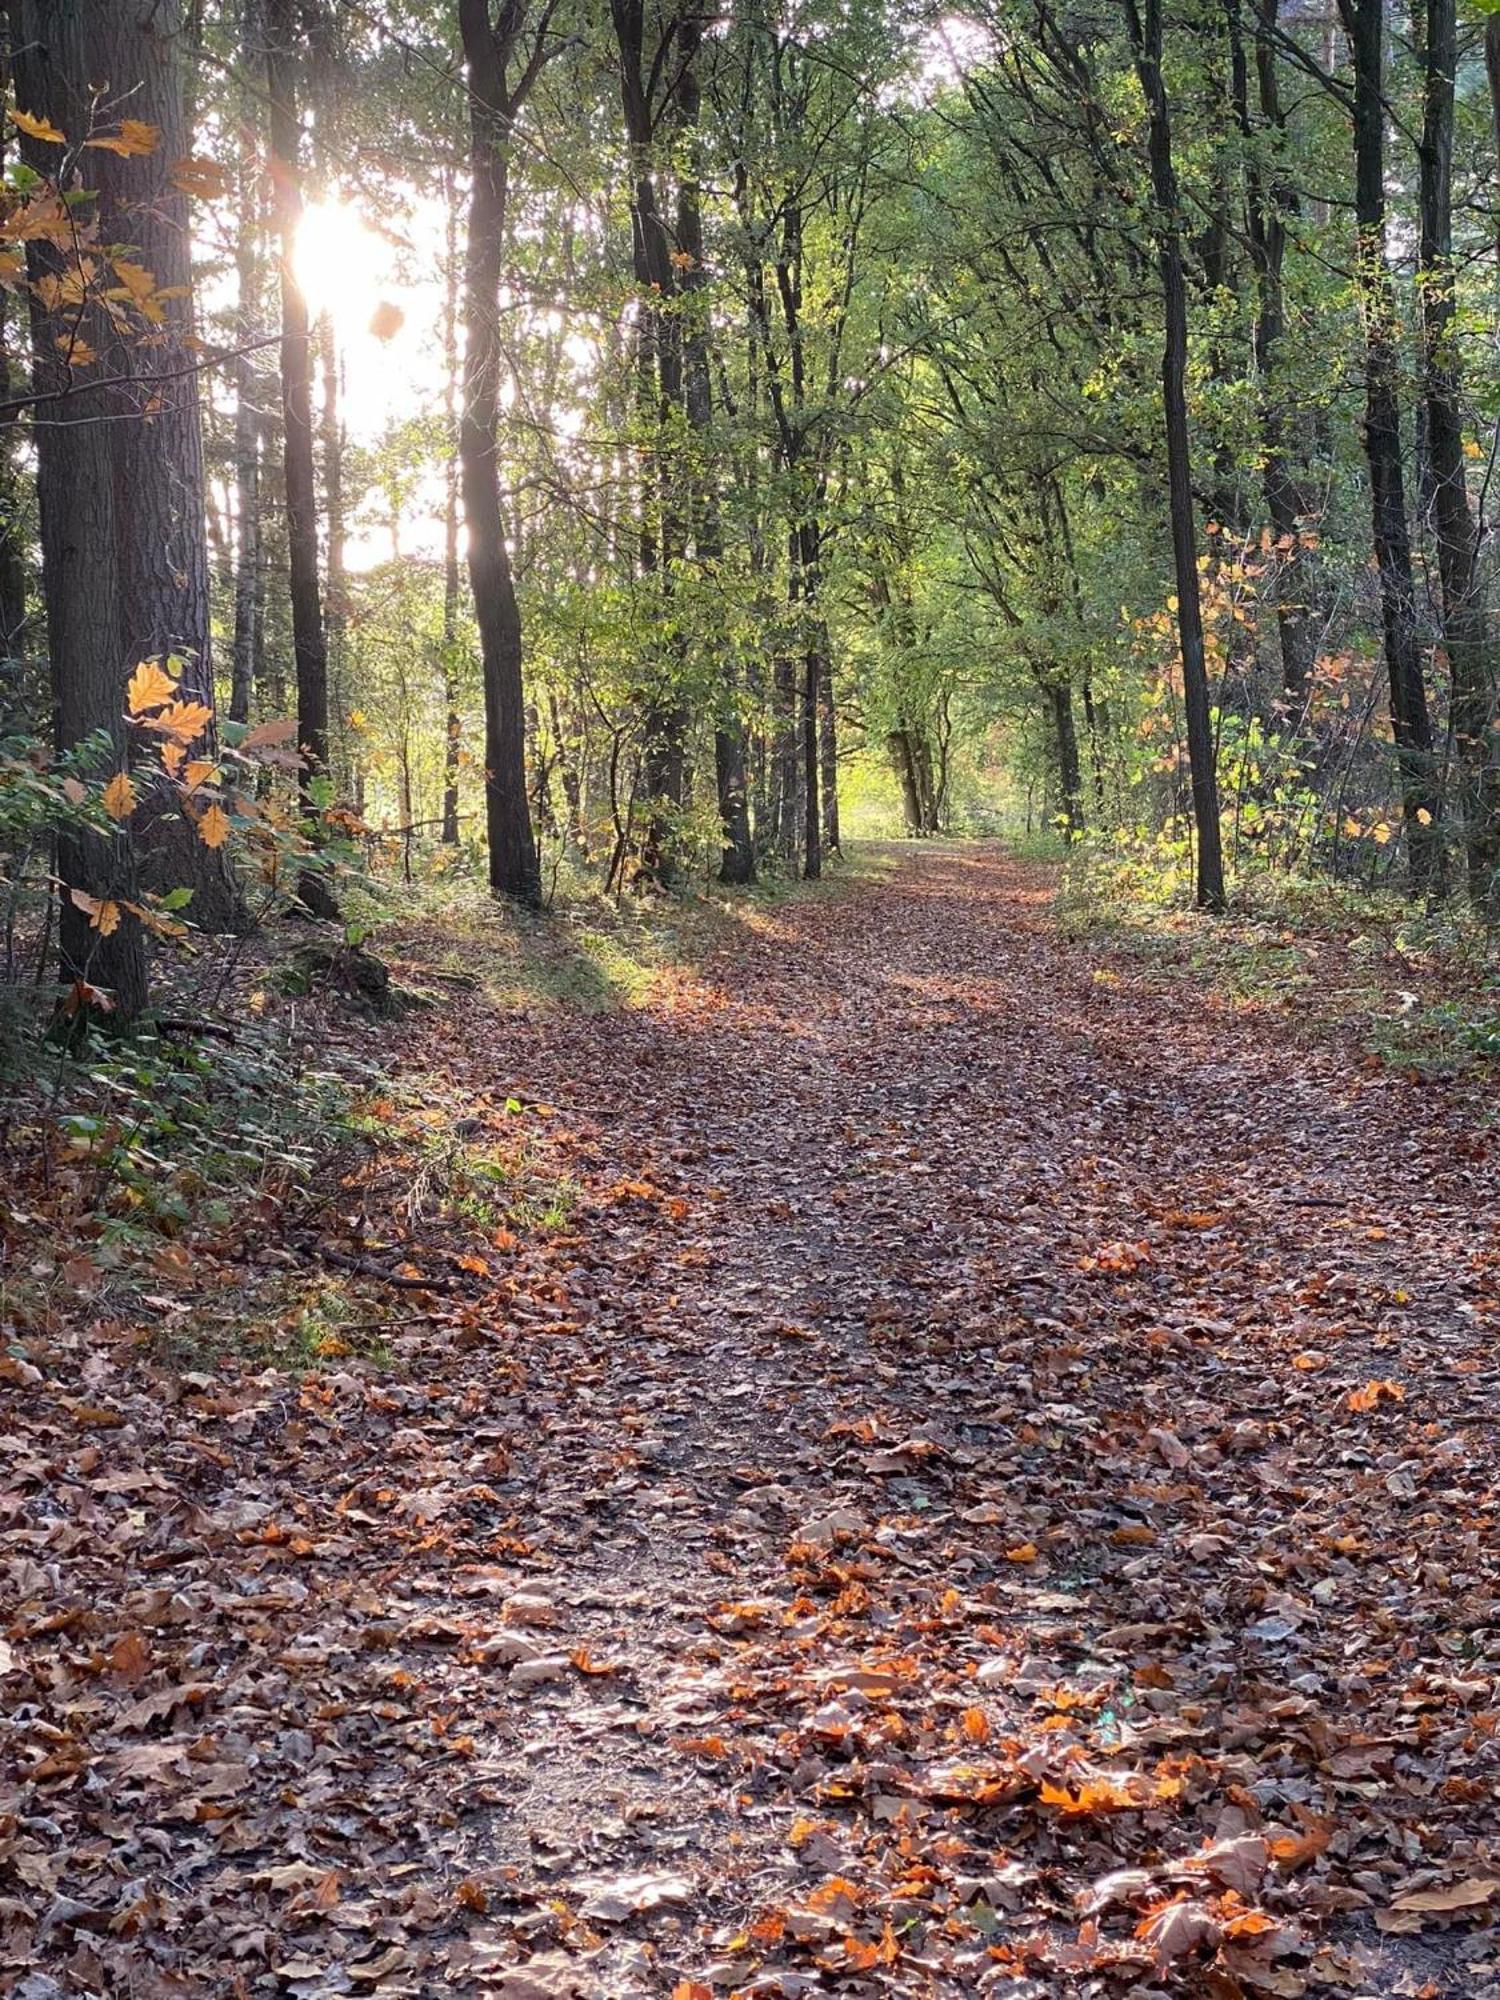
top-left (9, 844), bottom-right (1498, 1999)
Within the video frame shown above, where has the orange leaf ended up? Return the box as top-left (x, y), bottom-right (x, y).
top-left (85, 118), bottom-right (160, 157)
top-left (1348, 1378), bottom-right (1404, 1412)
top-left (1005, 1542), bottom-right (1038, 1564)
top-left (10, 107), bottom-right (66, 145)
top-left (101, 770), bottom-right (136, 820)
top-left (126, 659), bottom-right (178, 715)
top-left (170, 155), bottom-right (229, 200)
top-left (146, 699), bottom-right (213, 746)
top-left (961, 1705), bottom-right (990, 1742)
top-left (196, 803), bottom-right (231, 849)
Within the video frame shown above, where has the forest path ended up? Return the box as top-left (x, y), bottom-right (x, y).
top-left (429, 843), bottom-right (1498, 1998)
top-left (12, 845), bottom-right (1499, 2000)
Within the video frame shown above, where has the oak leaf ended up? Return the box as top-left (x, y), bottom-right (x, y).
top-left (127, 659), bottom-right (178, 715)
top-left (102, 770), bottom-right (137, 820)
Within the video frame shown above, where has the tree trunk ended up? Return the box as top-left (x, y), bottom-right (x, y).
top-left (1419, 0), bottom-right (1497, 912)
top-left (819, 644), bottom-right (840, 857)
top-left (1126, 0), bottom-right (1227, 911)
top-left (1339, 0), bottom-right (1443, 896)
top-left (266, 0), bottom-right (338, 917)
top-left (230, 0), bottom-right (265, 726)
top-left (1228, 0), bottom-right (1316, 702)
top-left (0, 53), bottom-right (29, 665)
top-left (1050, 681), bottom-right (1084, 841)
top-left (458, 0), bottom-right (542, 905)
top-left (318, 316), bottom-right (350, 792)
top-left (441, 174), bottom-right (462, 846)
top-left (890, 730), bottom-right (924, 834)
top-left (17, 0), bottom-right (239, 1008)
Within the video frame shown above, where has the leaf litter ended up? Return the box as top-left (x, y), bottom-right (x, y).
top-left (2, 845), bottom-right (1498, 1997)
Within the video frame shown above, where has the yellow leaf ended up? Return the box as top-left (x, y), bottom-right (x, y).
top-left (1372, 821), bottom-right (1392, 845)
top-left (126, 659), bottom-right (178, 715)
top-left (182, 758), bottom-right (217, 792)
top-left (1463, 439), bottom-right (1483, 460)
top-left (159, 740), bottom-right (185, 776)
top-left (84, 118), bottom-right (160, 158)
top-left (101, 770), bottom-right (136, 820)
top-left (1416, 808), bottom-right (1433, 826)
top-left (108, 259), bottom-right (156, 303)
top-left (10, 107), bottom-right (66, 145)
top-left (1005, 1541), bottom-right (1038, 1564)
top-left (197, 803), bottom-right (231, 849)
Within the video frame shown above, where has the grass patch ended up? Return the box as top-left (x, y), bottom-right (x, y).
top-left (1058, 854), bottom-right (1500, 1078)
top-left (386, 839), bottom-right (897, 1018)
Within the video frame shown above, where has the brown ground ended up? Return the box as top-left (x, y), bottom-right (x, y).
top-left (4, 845), bottom-right (1498, 1999)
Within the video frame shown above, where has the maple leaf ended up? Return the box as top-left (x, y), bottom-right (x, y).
top-left (126, 659), bottom-right (178, 715)
top-left (101, 770), bottom-right (137, 820)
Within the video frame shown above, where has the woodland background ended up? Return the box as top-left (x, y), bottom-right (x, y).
top-left (6, 0), bottom-right (1500, 1036)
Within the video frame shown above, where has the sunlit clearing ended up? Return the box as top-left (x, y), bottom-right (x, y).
top-left (293, 200), bottom-right (384, 332)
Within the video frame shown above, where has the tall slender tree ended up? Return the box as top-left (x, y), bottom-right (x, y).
top-left (266, 0), bottom-right (338, 916)
top-left (1337, 0), bottom-right (1443, 895)
top-left (458, 0), bottom-right (559, 908)
top-left (1124, 0), bottom-right (1227, 911)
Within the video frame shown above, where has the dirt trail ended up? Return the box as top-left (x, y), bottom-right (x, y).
top-left (7, 845), bottom-right (1498, 1999)
top-left (443, 845), bottom-right (1499, 1998)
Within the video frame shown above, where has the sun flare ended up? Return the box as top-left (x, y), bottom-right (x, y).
top-left (292, 200), bottom-right (384, 331)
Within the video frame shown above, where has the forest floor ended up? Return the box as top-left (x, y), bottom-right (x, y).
top-left (4, 843), bottom-right (1500, 2000)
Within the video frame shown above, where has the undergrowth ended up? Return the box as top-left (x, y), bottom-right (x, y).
top-left (1058, 843), bottom-right (1500, 1078)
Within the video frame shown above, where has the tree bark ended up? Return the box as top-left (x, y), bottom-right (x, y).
top-left (1050, 681), bottom-right (1084, 841)
top-left (458, 0), bottom-right (545, 906)
top-left (1227, 0), bottom-right (1316, 701)
top-left (441, 172), bottom-right (462, 846)
top-left (266, 0), bottom-right (338, 916)
top-left (1126, 0), bottom-right (1227, 910)
top-left (1339, 0), bottom-right (1444, 895)
top-left (17, 0), bottom-right (238, 1007)
top-left (1419, 0), bottom-right (1497, 912)
top-left (230, 0), bottom-right (265, 726)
